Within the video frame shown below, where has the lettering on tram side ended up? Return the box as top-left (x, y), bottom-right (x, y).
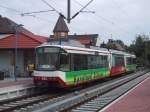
top-left (73, 72), bottom-right (104, 83)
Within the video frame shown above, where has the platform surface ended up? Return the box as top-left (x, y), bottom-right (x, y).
top-left (101, 75), bottom-right (150, 112)
top-left (0, 77), bottom-right (33, 88)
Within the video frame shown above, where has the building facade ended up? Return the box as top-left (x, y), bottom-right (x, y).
top-left (0, 15), bottom-right (48, 77)
top-left (0, 33), bottom-right (48, 77)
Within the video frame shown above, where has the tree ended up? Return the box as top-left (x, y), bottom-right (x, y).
top-left (127, 34), bottom-right (150, 66)
top-left (116, 40), bottom-right (125, 48)
top-left (100, 41), bottom-right (107, 48)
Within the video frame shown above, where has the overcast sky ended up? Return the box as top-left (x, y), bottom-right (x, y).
top-left (0, 0), bottom-right (150, 45)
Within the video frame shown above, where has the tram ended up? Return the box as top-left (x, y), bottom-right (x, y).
top-left (33, 40), bottom-right (136, 88)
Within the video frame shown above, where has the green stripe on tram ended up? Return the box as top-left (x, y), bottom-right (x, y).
top-left (127, 64), bottom-right (136, 71)
top-left (65, 67), bottom-right (110, 85)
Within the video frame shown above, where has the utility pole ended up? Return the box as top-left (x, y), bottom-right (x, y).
top-left (14, 24), bottom-right (23, 81)
top-left (111, 34), bottom-right (113, 39)
top-left (67, 0), bottom-right (71, 23)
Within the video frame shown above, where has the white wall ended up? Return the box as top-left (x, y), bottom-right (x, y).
top-left (0, 50), bottom-right (13, 77)
top-left (0, 50), bottom-right (24, 77)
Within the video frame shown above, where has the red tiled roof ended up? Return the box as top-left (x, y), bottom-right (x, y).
top-left (79, 39), bottom-right (91, 44)
top-left (33, 35), bottom-right (48, 43)
top-left (0, 32), bottom-right (48, 49)
top-left (0, 15), bottom-right (33, 35)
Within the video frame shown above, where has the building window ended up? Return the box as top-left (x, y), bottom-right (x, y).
top-left (60, 32), bottom-right (65, 37)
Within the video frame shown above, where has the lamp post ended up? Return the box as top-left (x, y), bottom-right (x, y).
top-left (14, 24), bottom-right (23, 81)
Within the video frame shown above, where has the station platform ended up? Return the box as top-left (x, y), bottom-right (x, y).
top-left (0, 78), bottom-right (34, 101)
top-left (101, 75), bottom-right (150, 112)
top-left (0, 77), bottom-right (33, 88)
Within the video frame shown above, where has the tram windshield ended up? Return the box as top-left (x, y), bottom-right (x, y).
top-left (36, 47), bottom-right (70, 71)
top-left (36, 47), bottom-right (60, 70)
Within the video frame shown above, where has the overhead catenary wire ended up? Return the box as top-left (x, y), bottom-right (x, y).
top-left (111, 0), bottom-right (141, 33)
top-left (41, 0), bottom-right (94, 23)
top-left (0, 1), bottom-right (129, 37)
top-left (72, 0), bottom-right (116, 35)
top-left (70, 0), bottom-right (121, 40)
top-left (21, 9), bottom-right (54, 16)
top-left (72, 0), bottom-right (114, 25)
top-left (0, 1), bottom-right (56, 20)
top-left (46, 0), bottom-right (64, 13)
top-left (43, 0), bottom-right (113, 42)
top-left (71, 0), bottom-right (94, 19)
top-left (0, 0), bottom-right (94, 24)
top-left (72, 0), bottom-right (132, 43)
top-left (0, 4), bottom-right (34, 18)
top-left (73, 0), bottom-right (130, 34)
top-left (0, 4), bottom-right (21, 14)
top-left (0, 1), bottom-right (124, 33)
top-left (0, 3), bottom-right (53, 23)
top-left (0, 1), bottom-right (130, 45)
top-left (41, 0), bottom-right (66, 19)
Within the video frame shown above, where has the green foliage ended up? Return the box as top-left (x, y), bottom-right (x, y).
top-left (100, 35), bottom-right (150, 67)
top-left (128, 34), bottom-right (150, 66)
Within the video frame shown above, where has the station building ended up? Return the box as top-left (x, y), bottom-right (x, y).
top-left (0, 16), bottom-right (48, 77)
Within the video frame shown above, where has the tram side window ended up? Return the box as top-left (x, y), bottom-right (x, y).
top-left (100, 56), bottom-right (108, 68)
top-left (127, 57), bottom-right (136, 64)
top-left (115, 56), bottom-right (125, 66)
top-left (133, 58), bottom-right (136, 64)
top-left (73, 54), bottom-right (109, 71)
top-left (73, 54), bottom-right (87, 71)
top-left (88, 56), bottom-right (96, 69)
top-left (127, 57), bottom-right (131, 64)
top-left (88, 55), bottom-right (108, 69)
top-left (59, 53), bottom-right (70, 71)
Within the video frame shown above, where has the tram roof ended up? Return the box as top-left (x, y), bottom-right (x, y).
top-left (39, 44), bottom-right (110, 55)
top-left (38, 39), bottom-right (135, 56)
top-left (109, 49), bottom-right (135, 57)
top-left (38, 41), bottom-right (110, 55)
top-left (109, 49), bottom-right (126, 55)
top-left (124, 52), bottom-right (136, 58)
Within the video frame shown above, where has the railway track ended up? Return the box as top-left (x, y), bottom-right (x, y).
top-left (0, 70), bottom-right (148, 112)
top-left (0, 88), bottom-right (67, 112)
top-left (0, 93), bottom-right (62, 112)
top-left (69, 71), bottom-right (150, 112)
